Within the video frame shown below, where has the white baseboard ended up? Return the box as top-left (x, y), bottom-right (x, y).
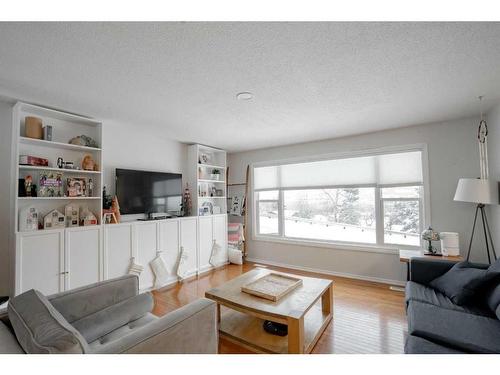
top-left (246, 257), bottom-right (406, 287)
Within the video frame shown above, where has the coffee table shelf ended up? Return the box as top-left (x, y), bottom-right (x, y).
top-left (219, 301), bottom-right (330, 354)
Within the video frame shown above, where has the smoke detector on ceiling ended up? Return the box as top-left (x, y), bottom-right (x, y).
top-left (236, 92), bottom-right (254, 101)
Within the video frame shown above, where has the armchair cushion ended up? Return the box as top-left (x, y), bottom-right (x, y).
top-left (72, 292), bottom-right (154, 343)
top-left (8, 290), bottom-right (89, 354)
top-left (49, 274), bottom-right (139, 323)
top-left (429, 261), bottom-right (488, 305)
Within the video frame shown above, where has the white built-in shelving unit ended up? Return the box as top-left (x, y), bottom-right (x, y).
top-left (10, 102), bottom-right (105, 297)
top-left (187, 144), bottom-right (227, 216)
top-left (12, 102), bottom-right (103, 232)
top-left (8, 105), bottom-right (229, 298)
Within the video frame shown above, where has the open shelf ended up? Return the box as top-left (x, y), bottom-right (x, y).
top-left (199, 196), bottom-right (226, 199)
top-left (198, 179), bottom-right (225, 183)
top-left (19, 137), bottom-right (101, 152)
top-left (18, 196), bottom-right (101, 200)
top-left (19, 165), bottom-right (102, 175)
top-left (198, 163), bottom-right (225, 169)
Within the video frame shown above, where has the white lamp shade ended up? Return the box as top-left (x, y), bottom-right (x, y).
top-left (454, 178), bottom-right (498, 205)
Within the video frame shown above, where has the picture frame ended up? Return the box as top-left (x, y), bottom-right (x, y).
top-left (66, 177), bottom-right (87, 197)
top-left (198, 152), bottom-right (211, 165)
top-left (38, 170), bottom-right (63, 197)
top-left (103, 212), bottom-right (118, 224)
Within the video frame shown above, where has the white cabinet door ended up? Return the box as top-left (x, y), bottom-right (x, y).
top-left (16, 230), bottom-right (65, 295)
top-left (198, 216), bottom-right (213, 273)
top-left (65, 226), bottom-right (101, 290)
top-left (158, 219), bottom-right (180, 282)
top-left (104, 224), bottom-right (133, 280)
top-left (135, 222), bottom-right (158, 290)
top-left (179, 217), bottom-right (198, 278)
top-left (213, 214), bottom-right (228, 263)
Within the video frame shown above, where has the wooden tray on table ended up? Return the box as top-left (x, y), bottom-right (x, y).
top-left (241, 273), bottom-right (303, 302)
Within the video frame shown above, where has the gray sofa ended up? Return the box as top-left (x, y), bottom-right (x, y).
top-left (0, 274), bottom-right (218, 354)
top-left (405, 258), bottom-right (500, 354)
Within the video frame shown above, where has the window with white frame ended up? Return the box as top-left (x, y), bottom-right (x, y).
top-left (253, 148), bottom-right (426, 248)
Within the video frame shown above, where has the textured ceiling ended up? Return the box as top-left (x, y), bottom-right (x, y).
top-left (1, 22), bottom-right (500, 152)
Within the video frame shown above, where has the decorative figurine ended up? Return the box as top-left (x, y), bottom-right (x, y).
top-left (19, 206), bottom-right (39, 232)
top-left (88, 178), bottom-right (94, 197)
top-left (24, 175), bottom-right (33, 197)
top-left (65, 204), bottom-right (79, 227)
top-left (43, 209), bottom-right (65, 230)
top-left (82, 154), bottom-right (96, 171)
top-left (80, 207), bottom-right (98, 226)
top-left (181, 183), bottom-right (192, 216)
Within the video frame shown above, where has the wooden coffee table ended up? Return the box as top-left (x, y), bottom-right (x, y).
top-left (205, 268), bottom-right (333, 354)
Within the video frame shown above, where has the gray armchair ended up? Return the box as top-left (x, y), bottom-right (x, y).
top-left (0, 275), bottom-right (218, 354)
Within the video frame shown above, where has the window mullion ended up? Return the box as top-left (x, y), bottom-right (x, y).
top-left (278, 189), bottom-right (285, 237)
top-left (375, 186), bottom-right (383, 246)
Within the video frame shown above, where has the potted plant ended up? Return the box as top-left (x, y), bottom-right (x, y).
top-left (210, 168), bottom-right (221, 181)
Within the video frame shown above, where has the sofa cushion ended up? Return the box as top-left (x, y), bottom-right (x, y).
top-left (429, 261), bottom-right (488, 305)
top-left (88, 313), bottom-right (158, 353)
top-left (72, 292), bottom-right (154, 343)
top-left (405, 335), bottom-right (463, 354)
top-left (405, 281), bottom-right (492, 317)
top-left (8, 290), bottom-right (89, 354)
top-left (49, 274), bottom-right (139, 323)
top-left (0, 321), bottom-right (24, 354)
top-left (407, 300), bottom-right (500, 353)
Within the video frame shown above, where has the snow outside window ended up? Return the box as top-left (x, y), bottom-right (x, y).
top-left (253, 148), bottom-right (426, 249)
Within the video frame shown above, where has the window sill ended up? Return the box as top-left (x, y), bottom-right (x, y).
top-left (252, 235), bottom-right (420, 255)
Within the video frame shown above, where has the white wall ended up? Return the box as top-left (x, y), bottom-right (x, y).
top-left (0, 101), bottom-right (187, 295)
top-left (486, 102), bottom-right (500, 259)
top-left (102, 121), bottom-right (187, 196)
top-left (228, 117), bottom-right (481, 284)
top-left (0, 101), bottom-right (13, 296)
top-left (102, 120), bottom-right (187, 222)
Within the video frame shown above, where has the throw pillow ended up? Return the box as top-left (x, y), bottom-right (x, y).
top-left (228, 246), bottom-right (243, 265)
top-left (483, 257), bottom-right (500, 314)
top-left (429, 261), bottom-right (488, 305)
top-left (485, 282), bottom-right (500, 315)
top-left (8, 289), bottom-right (89, 354)
top-left (485, 256), bottom-right (500, 280)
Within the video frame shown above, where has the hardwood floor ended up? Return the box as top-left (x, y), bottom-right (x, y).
top-left (151, 262), bottom-right (407, 354)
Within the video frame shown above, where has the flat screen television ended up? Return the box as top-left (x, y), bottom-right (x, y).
top-left (115, 168), bottom-right (183, 215)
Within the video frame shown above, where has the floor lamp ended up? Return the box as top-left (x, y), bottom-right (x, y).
top-left (454, 178), bottom-right (498, 264)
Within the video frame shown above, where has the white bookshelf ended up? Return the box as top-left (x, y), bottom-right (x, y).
top-left (187, 144), bottom-right (227, 216)
top-left (12, 102), bottom-right (103, 232)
